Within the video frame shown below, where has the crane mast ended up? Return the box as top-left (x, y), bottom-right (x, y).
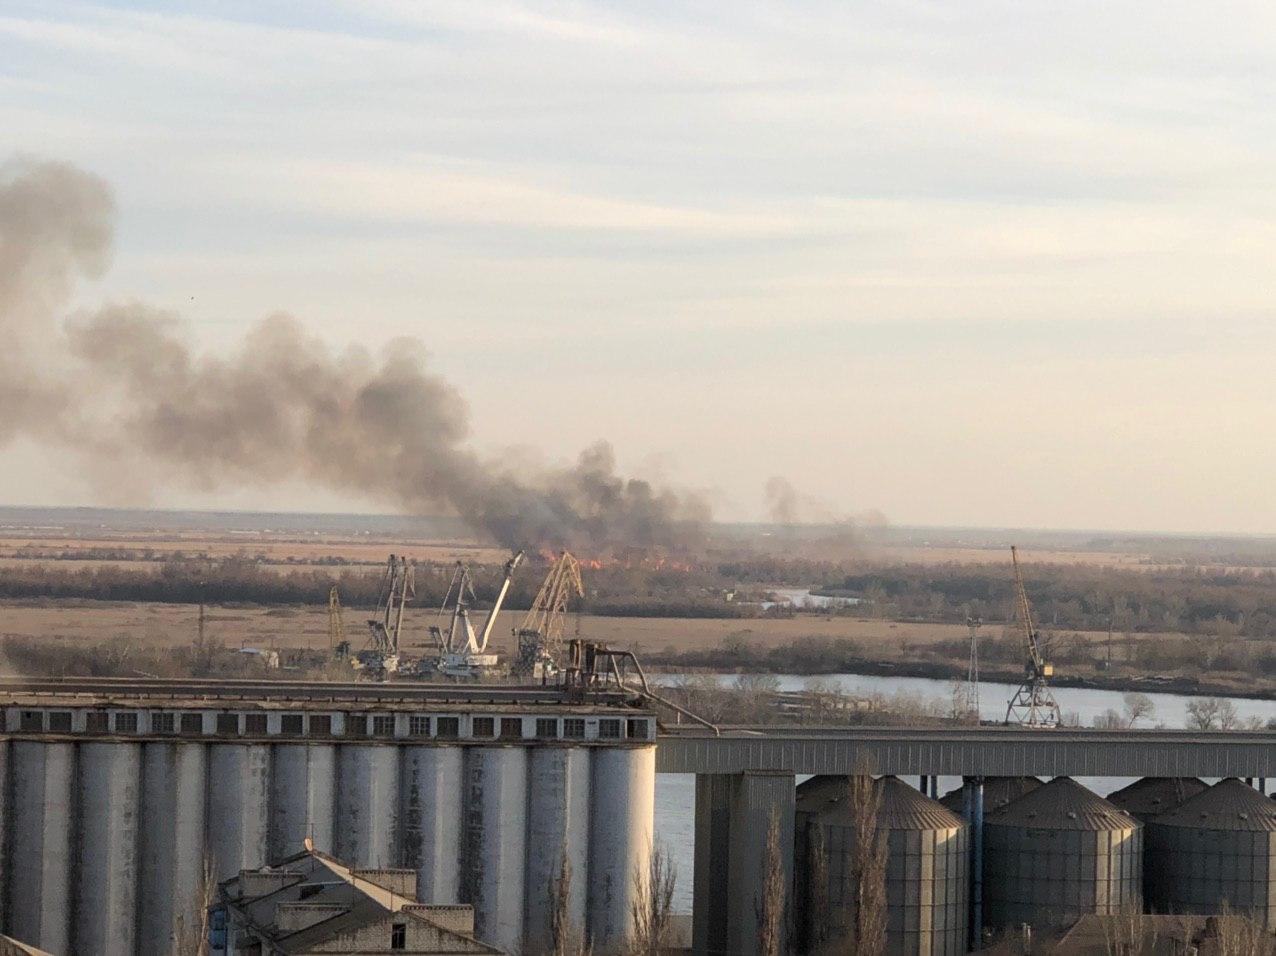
top-left (428, 551), bottom-right (525, 679)
top-left (513, 551), bottom-right (585, 681)
top-left (1004, 546), bottom-right (1061, 727)
top-left (358, 554), bottom-right (414, 678)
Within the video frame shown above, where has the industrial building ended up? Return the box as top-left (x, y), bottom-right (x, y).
top-left (0, 678), bottom-right (655, 956)
top-left (216, 847), bottom-right (500, 955)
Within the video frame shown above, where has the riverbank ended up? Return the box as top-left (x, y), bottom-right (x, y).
top-left (647, 653), bottom-right (1276, 703)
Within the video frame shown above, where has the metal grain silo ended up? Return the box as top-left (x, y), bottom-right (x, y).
top-left (1145, 777), bottom-right (1276, 927)
top-left (1107, 776), bottom-right (1207, 824)
top-left (940, 776), bottom-right (1042, 815)
top-left (983, 776), bottom-right (1141, 935)
top-left (807, 775), bottom-right (968, 956)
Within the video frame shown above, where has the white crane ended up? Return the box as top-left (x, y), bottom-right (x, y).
top-left (429, 550), bottom-right (524, 678)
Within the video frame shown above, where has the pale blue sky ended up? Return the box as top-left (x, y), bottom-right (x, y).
top-left (4, 1), bottom-right (1276, 532)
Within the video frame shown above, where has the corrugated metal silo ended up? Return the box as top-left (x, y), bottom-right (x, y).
top-left (806, 775), bottom-right (969, 956)
top-left (1107, 776), bottom-right (1207, 824)
top-left (983, 776), bottom-right (1141, 935)
top-left (939, 776), bottom-right (1042, 815)
top-left (1145, 777), bottom-right (1276, 927)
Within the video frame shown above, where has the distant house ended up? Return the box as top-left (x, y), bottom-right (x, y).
top-left (214, 847), bottom-right (501, 955)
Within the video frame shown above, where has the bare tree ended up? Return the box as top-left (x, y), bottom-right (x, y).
top-left (546, 851), bottom-right (587, 956)
top-left (806, 824), bottom-right (834, 953)
top-left (172, 848), bottom-right (218, 956)
top-left (755, 809), bottom-right (784, 956)
top-left (842, 761), bottom-right (888, 955)
top-left (630, 841), bottom-right (676, 956)
top-left (1213, 904), bottom-right (1276, 956)
top-left (1099, 904), bottom-right (1159, 955)
top-left (1122, 693), bottom-right (1155, 727)
top-left (1186, 697), bottom-right (1242, 730)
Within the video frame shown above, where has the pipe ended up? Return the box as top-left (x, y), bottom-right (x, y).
top-left (477, 551), bottom-right (524, 652)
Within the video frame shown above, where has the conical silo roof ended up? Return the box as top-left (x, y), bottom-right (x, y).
top-left (939, 776), bottom-right (1042, 815)
top-left (1150, 778), bottom-right (1276, 832)
top-left (1107, 777), bottom-right (1207, 821)
top-left (796, 775), bottom-right (848, 815)
top-left (987, 776), bottom-right (1136, 831)
top-left (816, 776), bottom-right (965, 831)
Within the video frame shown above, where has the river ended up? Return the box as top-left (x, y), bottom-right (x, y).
top-left (653, 671), bottom-right (1276, 912)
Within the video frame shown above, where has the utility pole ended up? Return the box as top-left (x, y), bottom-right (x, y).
top-left (965, 615), bottom-right (982, 720)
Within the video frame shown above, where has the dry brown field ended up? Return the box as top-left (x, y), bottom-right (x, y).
top-left (0, 599), bottom-right (1143, 662)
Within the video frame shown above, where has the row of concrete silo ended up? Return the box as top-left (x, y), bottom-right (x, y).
top-left (0, 738), bottom-right (654, 956)
top-left (792, 773), bottom-right (1276, 954)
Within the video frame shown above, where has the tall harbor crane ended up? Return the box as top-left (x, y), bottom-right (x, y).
top-left (1004, 546), bottom-right (1062, 727)
top-left (356, 554), bottom-right (414, 677)
top-left (513, 551), bottom-right (585, 681)
top-left (428, 550), bottom-right (525, 679)
top-left (328, 585), bottom-right (349, 660)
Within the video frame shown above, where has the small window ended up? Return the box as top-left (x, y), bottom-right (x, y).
top-left (391, 922), bottom-right (407, 950)
top-left (152, 712), bottom-right (176, 734)
top-left (435, 717), bottom-right (459, 740)
top-left (244, 714), bottom-right (268, 735)
top-left (216, 713), bottom-right (239, 736)
top-left (346, 715), bottom-right (368, 737)
top-left (48, 711), bottom-right (72, 732)
top-left (627, 719), bottom-right (648, 740)
top-left (472, 717), bottom-right (494, 738)
top-left (20, 710), bottom-right (43, 732)
top-left (563, 718), bottom-right (586, 739)
top-left (181, 712), bottom-right (204, 734)
top-left (280, 714), bottom-right (303, 736)
top-left (535, 718), bottom-right (558, 740)
top-left (86, 712), bottom-right (109, 733)
top-left (114, 712), bottom-right (139, 734)
top-left (372, 714), bottom-right (395, 737)
top-left (409, 715), bottom-right (430, 737)
top-left (309, 714), bottom-right (332, 736)
top-left (500, 718), bottom-right (523, 740)
top-left (598, 719), bottom-right (621, 740)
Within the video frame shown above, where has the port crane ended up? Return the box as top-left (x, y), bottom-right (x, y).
top-left (356, 554), bottom-right (414, 677)
top-left (429, 551), bottom-right (525, 679)
top-left (1004, 546), bottom-right (1061, 727)
top-left (512, 551), bottom-right (585, 681)
top-left (328, 585), bottom-right (349, 660)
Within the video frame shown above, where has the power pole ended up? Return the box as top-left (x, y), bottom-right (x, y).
top-left (965, 615), bottom-right (982, 720)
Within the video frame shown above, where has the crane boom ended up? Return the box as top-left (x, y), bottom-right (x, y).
top-left (513, 551), bottom-right (585, 679)
top-left (1004, 546), bottom-right (1061, 727)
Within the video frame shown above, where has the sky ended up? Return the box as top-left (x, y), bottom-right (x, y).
top-left (3, 1), bottom-right (1276, 533)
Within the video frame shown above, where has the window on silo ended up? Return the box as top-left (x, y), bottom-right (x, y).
top-left (181, 712), bottom-right (204, 734)
top-left (280, 714), bottom-right (303, 736)
top-left (499, 718), bottom-right (523, 740)
top-left (471, 717), bottom-right (495, 738)
top-left (114, 712), bottom-right (139, 734)
top-left (409, 715), bottom-right (430, 737)
top-left (19, 710), bottom-right (43, 731)
top-left (627, 719), bottom-right (649, 740)
top-left (308, 714), bottom-right (332, 736)
top-left (435, 717), bottom-right (459, 739)
top-left (152, 712), bottom-right (176, 734)
top-left (216, 713), bottom-right (239, 736)
top-left (535, 718), bottom-right (558, 739)
top-left (86, 711), bottom-right (109, 733)
top-left (563, 718), bottom-right (586, 739)
top-left (598, 719), bottom-right (621, 740)
top-left (48, 711), bottom-right (72, 732)
top-left (244, 714), bottom-right (268, 735)
top-left (346, 714), bottom-right (368, 737)
top-left (372, 714), bottom-right (396, 737)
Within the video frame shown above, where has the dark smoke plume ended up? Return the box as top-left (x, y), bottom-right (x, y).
top-left (0, 158), bottom-right (709, 552)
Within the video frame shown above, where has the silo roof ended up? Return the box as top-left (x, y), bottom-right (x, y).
top-left (987, 776), bottom-right (1136, 831)
top-left (796, 775), bottom-right (848, 815)
top-left (1106, 777), bottom-right (1207, 820)
top-left (815, 775), bottom-right (965, 832)
top-left (1150, 778), bottom-right (1276, 832)
top-left (939, 776), bottom-right (1042, 814)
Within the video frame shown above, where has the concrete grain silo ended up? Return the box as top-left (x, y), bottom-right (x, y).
top-left (1145, 777), bottom-right (1276, 927)
top-left (982, 776), bottom-right (1141, 935)
top-left (805, 775), bottom-right (969, 956)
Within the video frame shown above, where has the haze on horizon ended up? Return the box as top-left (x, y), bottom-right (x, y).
top-left (3, 1), bottom-right (1276, 537)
